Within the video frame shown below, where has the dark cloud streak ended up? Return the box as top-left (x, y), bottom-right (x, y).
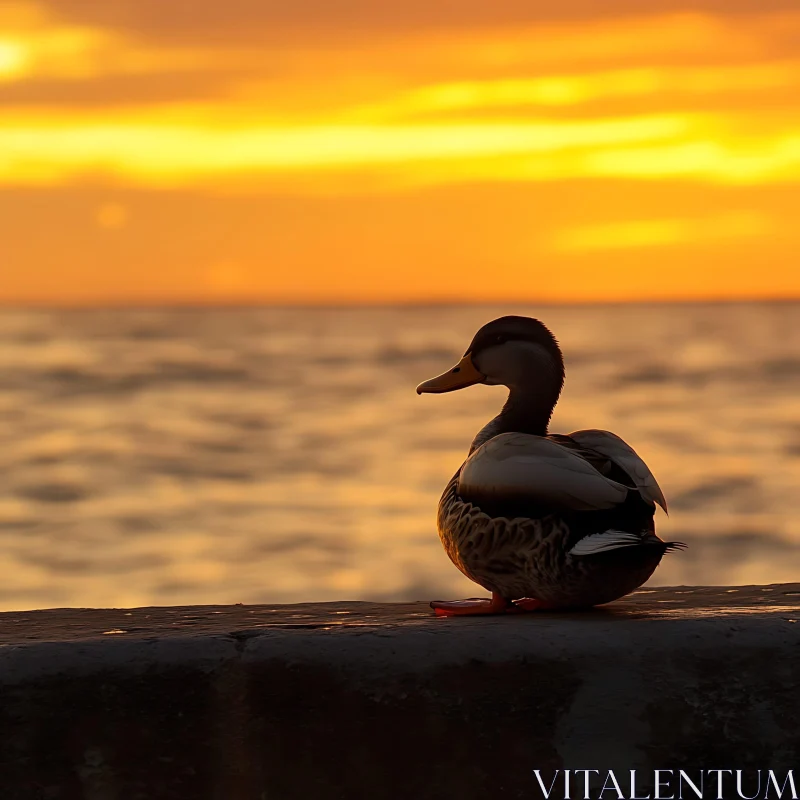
top-left (0, 72), bottom-right (243, 108)
top-left (41, 0), bottom-right (800, 45)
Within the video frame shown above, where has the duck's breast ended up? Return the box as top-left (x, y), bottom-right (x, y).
top-left (436, 470), bottom-right (572, 598)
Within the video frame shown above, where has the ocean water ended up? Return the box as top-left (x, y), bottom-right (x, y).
top-left (0, 303), bottom-right (797, 612)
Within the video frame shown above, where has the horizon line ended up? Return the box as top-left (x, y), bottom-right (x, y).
top-left (0, 296), bottom-right (798, 312)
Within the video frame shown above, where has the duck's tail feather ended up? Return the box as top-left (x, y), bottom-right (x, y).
top-left (570, 531), bottom-right (688, 557)
top-left (569, 530), bottom-right (643, 556)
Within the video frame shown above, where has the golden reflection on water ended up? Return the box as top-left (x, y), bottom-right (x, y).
top-left (0, 304), bottom-right (798, 611)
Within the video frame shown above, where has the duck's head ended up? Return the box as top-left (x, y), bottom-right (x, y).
top-left (416, 316), bottom-right (565, 399)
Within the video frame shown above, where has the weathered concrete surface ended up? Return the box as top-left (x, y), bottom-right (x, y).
top-left (0, 584), bottom-right (799, 799)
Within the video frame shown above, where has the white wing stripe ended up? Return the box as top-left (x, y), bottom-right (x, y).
top-left (569, 530), bottom-right (643, 556)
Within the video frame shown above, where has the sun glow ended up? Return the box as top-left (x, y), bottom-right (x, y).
top-left (0, 40), bottom-right (28, 79)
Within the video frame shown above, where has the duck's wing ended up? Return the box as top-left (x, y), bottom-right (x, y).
top-left (457, 432), bottom-right (631, 513)
top-left (564, 428), bottom-right (668, 514)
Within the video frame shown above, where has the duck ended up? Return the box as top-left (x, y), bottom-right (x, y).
top-left (416, 315), bottom-right (684, 617)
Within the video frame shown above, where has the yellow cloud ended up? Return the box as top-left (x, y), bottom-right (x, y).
top-left (0, 113), bottom-right (687, 185)
top-left (352, 62), bottom-right (800, 121)
top-left (587, 138), bottom-right (800, 183)
top-left (4, 108), bottom-right (800, 191)
top-left (553, 212), bottom-right (770, 252)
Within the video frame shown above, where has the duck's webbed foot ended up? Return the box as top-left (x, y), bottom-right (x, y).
top-left (430, 591), bottom-right (512, 617)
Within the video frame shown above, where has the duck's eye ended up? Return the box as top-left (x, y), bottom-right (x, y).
top-left (495, 335), bottom-right (507, 345)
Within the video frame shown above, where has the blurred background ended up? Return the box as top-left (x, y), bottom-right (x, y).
top-left (0, 1), bottom-right (798, 611)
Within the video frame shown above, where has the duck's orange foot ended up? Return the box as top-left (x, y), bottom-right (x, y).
top-left (431, 592), bottom-right (511, 617)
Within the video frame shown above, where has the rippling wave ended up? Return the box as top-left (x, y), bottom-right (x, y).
top-left (0, 303), bottom-right (797, 611)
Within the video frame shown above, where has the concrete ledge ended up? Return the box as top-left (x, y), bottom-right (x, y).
top-left (1, 585), bottom-right (799, 799)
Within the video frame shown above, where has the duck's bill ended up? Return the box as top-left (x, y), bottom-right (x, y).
top-left (416, 353), bottom-right (486, 394)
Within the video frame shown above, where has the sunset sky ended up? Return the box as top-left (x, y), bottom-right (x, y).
top-left (2, 0), bottom-right (799, 304)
